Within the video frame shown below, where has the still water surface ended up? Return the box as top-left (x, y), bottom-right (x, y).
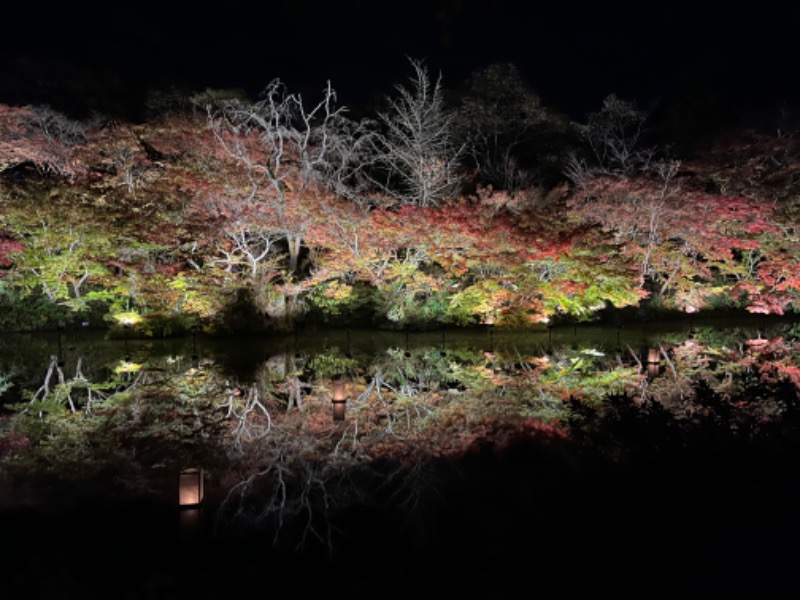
top-left (1, 314), bottom-right (799, 598)
top-left (2, 312), bottom-right (794, 395)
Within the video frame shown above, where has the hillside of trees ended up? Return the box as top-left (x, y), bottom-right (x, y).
top-left (1, 60), bottom-right (798, 336)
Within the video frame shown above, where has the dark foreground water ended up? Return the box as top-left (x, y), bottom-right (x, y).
top-left (2, 431), bottom-right (799, 600)
top-left (2, 315), bottom-right (800, 598)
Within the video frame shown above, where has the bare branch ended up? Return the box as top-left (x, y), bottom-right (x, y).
top-left (375, 58), bottom-right (465, 206)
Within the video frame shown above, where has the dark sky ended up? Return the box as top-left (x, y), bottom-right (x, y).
top-left (1, 0), bottom-right (798, 125)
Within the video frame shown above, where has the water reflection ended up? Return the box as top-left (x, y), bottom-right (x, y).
top-left (1, 316), bottom-right (799, 562)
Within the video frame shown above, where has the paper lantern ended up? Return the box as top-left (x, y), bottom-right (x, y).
top-left (179, 467), bottom-right (204, 507)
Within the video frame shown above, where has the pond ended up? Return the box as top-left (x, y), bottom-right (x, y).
top-left (1, 314), bottom-right (800, 598)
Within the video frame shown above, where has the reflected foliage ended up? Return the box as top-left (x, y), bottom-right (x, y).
top-left (1, 322), bottom-right (799, 550)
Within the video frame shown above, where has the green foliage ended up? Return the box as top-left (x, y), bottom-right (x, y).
top-left (538, 347), bottom-right (641, 403)
top-left (105, 310), bottom-right (195, 339)
top-left (26, 413), bottom-right (95, 473)
top-left (786, 323), bottom-right (800, 342)
top-left (446, 280), bottom-right (502, 326)
top-left (0, 281), bottom-right (66, 331)
top-left (4, 359), bottom-right (230, 483)
top-left (306, 280), bottom-right (361, 320)
top-left (532, 250), bottom-right (644, 321)
top-left (372, 346), bottom-right (489, 394)
top-left (701, 290), bottom-right (742, 311)
top-left (307, 347), bottom-right (360, 379)
top-left (374, 281), bottom-right (449, 330)
top-left (64, 287), bottom-right (129, 315)
top-left (9, 223), bottom-right (112, 301)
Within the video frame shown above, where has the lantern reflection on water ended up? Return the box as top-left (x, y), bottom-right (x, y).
top-left (332, 379), bottom-right (347, 422)
top-left (646, 347), bottom-right (660, 364)
top-left (178, 468), bottom-right (204, 537)
top-left (179, 506), bottom-right (203, 534)
top-left (646, 347), bottom-right (661, 378)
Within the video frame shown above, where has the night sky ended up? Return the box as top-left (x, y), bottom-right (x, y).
top-left (1, 0), bottom-right (798, 127)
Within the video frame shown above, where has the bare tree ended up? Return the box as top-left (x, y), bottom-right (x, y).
top-left (376, 59), bottom-right (464, 206)
top-left (218, 220), bottom-right (281, 282)
top-left (584, 94), bottom-right (653, 175)
top-left (207, 80), bottom-right (368, 272)
top-left (28, 355), bottom-right (139, 417)
top-left (28, 105), bottom-right (88, 147)
top-left (317, 115), bottom-right (381, 206)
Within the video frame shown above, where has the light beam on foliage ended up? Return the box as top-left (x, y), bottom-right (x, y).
top-left (114, 312), bottom-right (143, 327)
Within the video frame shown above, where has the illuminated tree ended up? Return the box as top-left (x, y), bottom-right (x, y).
top-left (0, 104), bottom-right (89, 179)
top-left (205, 79), bottom-right (376, 274)
top-left (375, 59), bottom-right (464, 206)
top-left (7, 220), bottom-right (114, 309)
top-left (568, 158), bottom-right (789, 312)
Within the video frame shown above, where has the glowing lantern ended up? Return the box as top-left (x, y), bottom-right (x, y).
top-left (332, 379), bottom-right (347, 422)
top-left (179, 467), bottom-right (204, 507)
